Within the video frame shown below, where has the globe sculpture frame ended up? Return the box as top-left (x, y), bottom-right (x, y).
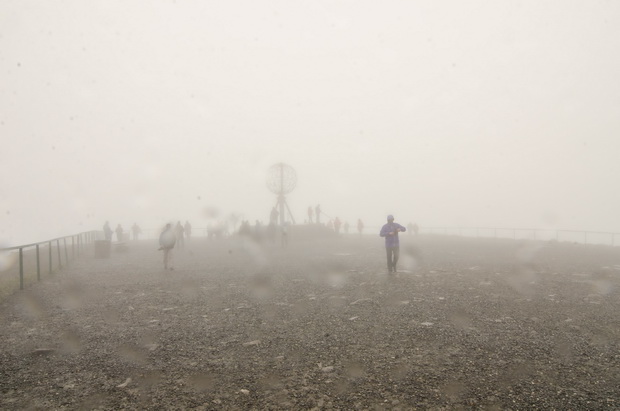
top-left (266, 163), bottom-right (297, 226)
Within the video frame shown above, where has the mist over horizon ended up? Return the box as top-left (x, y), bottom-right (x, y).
top-left (2, 1), bottom-right (619, 246)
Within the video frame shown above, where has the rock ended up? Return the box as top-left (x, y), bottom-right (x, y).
top-left (31, 348), bottom-right (55, 356)
top-left (116, 378), bottom-right (132, 388)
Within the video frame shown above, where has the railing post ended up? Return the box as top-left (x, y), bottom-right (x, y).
top-left (19, 248), bottom-right (24, 290)
top-left (64, 238), bottom-right (69, 266)
top-left (49, 241), bottom-right (53, 275)
top-left (36, 244), bottom-right (41, 282)
top-left (57, 239), bottom-right (62, 269)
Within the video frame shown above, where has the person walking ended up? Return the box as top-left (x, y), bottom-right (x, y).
top-left (357, 219), bottom-right (364, 237)
top-left (412, 222), bottom-right (419, 235)
top-left (103, 221), bottom-right (113, 241)
top-left (379, 215), bottom-right (406, 274)
top-left (184, 221), bottom-right (192, 240)
top-left (334, 217), bottom-right (342, 235)
top-left (159, 223), bottom-right (176, 270)
top-left (270, 207), bottom-right (279, 225)
top-left (175, 221), bottom-right (185, 249)
top-left (131, 223), bottom-right (142, 240)
top-left (115, 224), bottom-right (124, 242)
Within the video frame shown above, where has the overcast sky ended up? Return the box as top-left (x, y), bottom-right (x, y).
top-left (1, 0), bottom-right (619, 245)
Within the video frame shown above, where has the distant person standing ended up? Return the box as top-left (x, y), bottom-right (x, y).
top-left (413, 223), bottom-right (419, 235)
top-left (267, 222), bottom-right (277, 243)
top-left (159, 223), bottom-right (176, 270)
top-left (334, 217), bottom-right (342, 235)
top-left (131, 223), bottom-right (142, 240)
top-left (184, 221), bottom-right (192, 240)
top-left (175, 221), bottom-right (185, 249)
top-left (115, 224), bottom-right (124, 242)
top-left (281, 222), bottom-right (289, 248)
top-left (380, 215), bottom-right (406, 274)
top-left (315, 204), bottom-right (322, 224)
top-left (307, 207), bottom-right (314, 224)
top-left (103, 221), bottom-right (113, 241)
top-left (344, 221), bottom-right (350, 235)
top-left (254, 220), bottom-right (263, 242)
top-left (407, 222), bottom-right (414, 236)
top-left (357, 219), bottom-right (364, 237)
top-left (270, 207), bottom-right (279, 225)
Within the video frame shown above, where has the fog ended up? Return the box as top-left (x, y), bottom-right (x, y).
top-left (2, 1), bottom-right (619, 246)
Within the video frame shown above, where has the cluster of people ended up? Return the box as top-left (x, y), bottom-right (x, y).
top-left (102, 221), bottom-right (142, 242)
top-left (306, 205), bottom-right (367, 237)
top-left (113, 211), bottom-right (420, 274)
top-left (238, 218), bottom-right (289, 247)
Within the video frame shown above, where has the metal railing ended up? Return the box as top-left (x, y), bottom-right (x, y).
top-left (0, 230), bottom-right (99, 291)
top-left (417, 227), bottom-right (619, 246)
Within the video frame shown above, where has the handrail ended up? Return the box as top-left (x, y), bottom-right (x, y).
top-left (420, 227), bottom-right (619, 235)
top-left (0, 230), bottom-right (100, 291)
top-left (417, 226), bottom-right (618, 246)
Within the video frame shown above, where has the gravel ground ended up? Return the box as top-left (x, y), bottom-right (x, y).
top-left (1, 234), bottom-right (619, 410)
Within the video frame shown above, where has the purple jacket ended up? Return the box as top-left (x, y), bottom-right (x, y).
top-left (380, 222), bottom-right (406, 248)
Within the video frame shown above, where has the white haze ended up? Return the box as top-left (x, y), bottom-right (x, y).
top-left (1, 0), bottom-right (619, 246)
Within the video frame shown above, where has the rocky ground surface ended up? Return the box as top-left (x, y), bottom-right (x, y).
top-left (1, 234), bottom-right (619, 410)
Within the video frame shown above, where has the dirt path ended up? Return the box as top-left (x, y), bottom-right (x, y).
top-left (1, 235), bottom-right (619, 409)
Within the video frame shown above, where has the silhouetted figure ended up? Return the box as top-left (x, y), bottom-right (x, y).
top-left (327, 219), bottom-right (334, 231)
top-left (315, 204), bottom-right (321, 224)
top-left (103, 221), bottom-right (113, 241)
top-left (357, 219), bottom-right (364, 237)
top-left (307, 207), bottom-right (314, 224)
top-left (184, 221), bottom-right (192, 239)
top-left (159, 223), bottom-right (176, 270)
top-left (115, 224), bottom-right (124, 242)
top-left (238, 220), bottom-right (251, 237)
top-left (270, 207), bottom-right (279, 225)
top-left (254, 220), bottom-right (262, 242)
top-left (407, 222), bottom-right (414, 236)
top-left (334, 217), bottom-right (342, 235)
top-left (281, 222), bottom-right (289, 248)
top-left (131, 223), bottom-right (141, 240)
top-left (380, 215), bottom-right (406, 274)
top-left (267, 222), bottom-right (277, 244)
top-left (175, 221), bottom-right (185, 249)
top-left (344, 221), bottom-right (350, 234)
